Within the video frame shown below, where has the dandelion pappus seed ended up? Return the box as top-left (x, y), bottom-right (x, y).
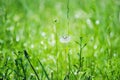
top-left (60, 35), bottom-right (71, 43)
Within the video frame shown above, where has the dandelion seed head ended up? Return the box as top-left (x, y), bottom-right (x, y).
top-left (60, 35), bottom-right (71, 43)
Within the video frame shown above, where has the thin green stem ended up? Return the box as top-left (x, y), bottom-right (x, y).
top-left (23, 50), bottom-right (40, 80)
top-left (20, 59), bottom-right (26, 80)
top-left (67, 0), bottom-right (70, 35)
top-left (79, 37), bottom-right (83, 69)
top-left (54, 21), bottom-right (59, 80)
top-left (68, 51), bottom-right (71, 72)
top-left (38, 59), bottom-right (50, 80)
top-left (79, 47), bottom-right (82, 69)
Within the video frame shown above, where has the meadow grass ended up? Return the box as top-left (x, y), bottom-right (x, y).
top-left (0, 0), bottom-right (120, 80)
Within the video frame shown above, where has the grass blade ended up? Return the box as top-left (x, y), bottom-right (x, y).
top-left (23, 50), bottom-right (40, 80)
top-left (38, 59), bottom-right (50, 80)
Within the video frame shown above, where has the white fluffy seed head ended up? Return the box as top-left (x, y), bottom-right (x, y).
top-left (60, 35), bottom-right (71, 43)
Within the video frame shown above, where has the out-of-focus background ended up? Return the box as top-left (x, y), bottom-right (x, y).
top-left (0, 0), bottom-right (120, 79)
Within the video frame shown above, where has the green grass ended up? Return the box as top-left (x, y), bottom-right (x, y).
top-left (0, 0), bottom-right (120, 80)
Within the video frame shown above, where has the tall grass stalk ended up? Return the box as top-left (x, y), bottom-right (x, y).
top-left (23, 50), bottom-right (40, 80)
top-left (38, 59), bottom-right (50, 80)
top-left (54, 20), bottom-right (59, 80)
top-left (79, 37), bottom-right (83, 69)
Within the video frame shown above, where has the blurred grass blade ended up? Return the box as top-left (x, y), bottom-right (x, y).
top-left (23, 50), bottom-right (40, 80)
top-left (38, 59), bottom-right (50, 80)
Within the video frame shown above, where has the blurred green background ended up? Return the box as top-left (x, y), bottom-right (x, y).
top-left (0, 0), bottom-right (120, 79)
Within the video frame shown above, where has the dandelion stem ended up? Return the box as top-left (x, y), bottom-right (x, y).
top-left (67, 0), bottom-right (70, 35)
top-left (54, 21), bottom-right (59, 80)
